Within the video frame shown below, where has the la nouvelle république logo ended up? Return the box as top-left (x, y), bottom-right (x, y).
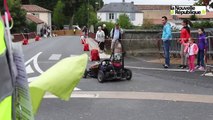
top-left (170, 6), bottom-right (206, 15)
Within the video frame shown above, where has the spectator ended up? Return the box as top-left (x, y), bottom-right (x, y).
top-left (178, 19), bottom-right (191, 69)
top-left (161, 16), bottom-right (172, 68)
top-left (196, 28), bottom-right (208, 70)
top-left (102, 24), bottom-right (109, 38)
top-left (95, 26), bottom-right (105, 53)
top-left (40, 27), bottom-right (44, 37)
top-left (47, 27), bottom-right (51, 37)
top-left (184, 38), bottom-right (198, 72)
top-left (82, 26), bottom-right (88, 37)
top-left (110, 23), bottom-right (123, 51)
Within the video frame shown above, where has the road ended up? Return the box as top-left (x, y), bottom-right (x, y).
top-left (22, 36), bottom-right (213, 120)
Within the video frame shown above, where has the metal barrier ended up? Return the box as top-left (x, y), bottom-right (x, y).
top-left (158, 36), bottom-right (213, 60)
top-left (103, 37), bottom-right (213, 60)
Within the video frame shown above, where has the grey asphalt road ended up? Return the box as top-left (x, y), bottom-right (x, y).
top-left (22, 36), bottom-right (213, 120)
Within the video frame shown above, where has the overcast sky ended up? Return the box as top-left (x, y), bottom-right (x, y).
top-left (103, 0), bottom-right (198, 5)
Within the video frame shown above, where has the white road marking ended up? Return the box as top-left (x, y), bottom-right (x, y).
top-left (25, 52), bottom-right (44, 74)
top-left (26, 65), bottom-right (34, 74)
top-left (49, 54), bottom-right (62, 60)
top-left (204, 73), bottom-right (213, 77)
top-left (74, 87), bottom-right (81, 91)
top-left (25, 52), bottom-right (42, 65)
top-left (33, 54), bottom-right (44, 74)
top-left (44, 93), bottom-right (97, 98)
top-left (70, 54), bottom-right (78, 57)
top-left (44, 91), bottom-right (213, 104)
top-left (125, 66), bottom-right (187, 72)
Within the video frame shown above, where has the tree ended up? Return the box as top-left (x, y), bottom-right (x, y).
top-left (73, 4), bottom-right (98, 27)
top-left (53, 0), bottom-right (66, 29)
top-left (117, 14), bottom-right (133, 29)
top-left (210, 2), bottom-right (213, 8)
top-left (21, 0), bottom-right (30, 4)
top-left (30, 0), bottom-right (58, 11)
top-left (4, 0), bottom-right (27, 33)
top-left (89, 0), bottom-right (104, 11)
top-left (62, 0), bottom-right (85, 28)
top-left (194, 0), bottom-right (213, 8)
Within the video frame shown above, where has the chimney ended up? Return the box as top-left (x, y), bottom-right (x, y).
top-left (122, 0), bottom-right (125, 3)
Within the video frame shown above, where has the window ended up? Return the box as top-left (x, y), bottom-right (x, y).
top-left (109, 13), bottom-right (114, 20)
top-left (32, 13), bottom-right (39, 18)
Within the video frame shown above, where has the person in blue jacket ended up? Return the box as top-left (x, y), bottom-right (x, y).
top-left (161, 16), bottom-right (172, 68)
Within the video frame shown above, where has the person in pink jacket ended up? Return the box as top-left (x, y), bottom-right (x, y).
top-left (184, 38), bottom-right (198, 72)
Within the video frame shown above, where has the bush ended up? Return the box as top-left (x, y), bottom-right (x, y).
top-left (117, 14), bottom-right (133, 29)
top-left (141, 19), bottom-right (163, 30)
top-left (190, 15), bottom-right (198, 21)
top-left (26, 22), bottom-right (37, 32)
top-left (95, 21), bottom-right (114, 32)
top-left (192, 21), bottom-right (213, 28)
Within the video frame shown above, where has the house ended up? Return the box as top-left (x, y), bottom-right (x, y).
top-left (135, 5), bottom-right (172, 25)
top-left (97, 1), bottom-right (143, 26)
top-left (22, 5), bottom-right (52, 34)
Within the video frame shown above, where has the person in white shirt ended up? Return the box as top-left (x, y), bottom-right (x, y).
top-left (95, 26), bottom-right (105, 52)
top-left (110, 23), bottom-right (123, 50)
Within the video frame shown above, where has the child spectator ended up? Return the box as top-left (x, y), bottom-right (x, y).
top-left (196, 28), bottom-right (208, 70)
top-left (184, 38), bottom-right (198, 72)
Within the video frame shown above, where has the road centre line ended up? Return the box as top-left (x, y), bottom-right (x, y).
top-left (49, 54), bottom-right (62, 60)
top-left (44, 91), bottom-right (213, 104)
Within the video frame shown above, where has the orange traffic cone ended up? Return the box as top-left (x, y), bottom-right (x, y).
top-left (35, 35), bottom-right (40, 41)
top-left (22, 38), bottom-right (28, 45)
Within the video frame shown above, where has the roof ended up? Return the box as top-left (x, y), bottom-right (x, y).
top-left (98, 2), bottom-right (142, 13)
top-left (26, 14), bottom-right (44, 24)
top-left (135, 5), bottom-right (170, 10)
top-left (176, 12), bottom-right (213, 19)
top-left (22, 5), bottom-right (51, 12)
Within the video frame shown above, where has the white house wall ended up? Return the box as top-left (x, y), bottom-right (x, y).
top-left (97, 12), bottom-right (143, 26)
top-left (134, 13), bottom-right (143, 26)
top-left (39, 12), bottom-right (50, 25)
top-left (97, 13), bottom-right (106, 21)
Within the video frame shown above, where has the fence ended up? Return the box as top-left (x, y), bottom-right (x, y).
top-left (103, 36), bottom-right (213, 60)
top-left (157, 36), bottom-right (213, 59)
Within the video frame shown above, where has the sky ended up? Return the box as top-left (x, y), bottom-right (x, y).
top-left (103, 0), bottom-right (198, 5)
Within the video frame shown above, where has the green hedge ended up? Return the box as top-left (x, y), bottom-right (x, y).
top-left (95, 21), bottom-right (114, 32)
top-left (192, 21), bottom-right (213, 28)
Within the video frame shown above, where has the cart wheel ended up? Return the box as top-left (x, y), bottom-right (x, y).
top-left (97, 70), bottom-right (105, 83)
top-left (83, 69), bottom-right (88, 78)
top-left (124, 69), bottom-right (132, 80)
